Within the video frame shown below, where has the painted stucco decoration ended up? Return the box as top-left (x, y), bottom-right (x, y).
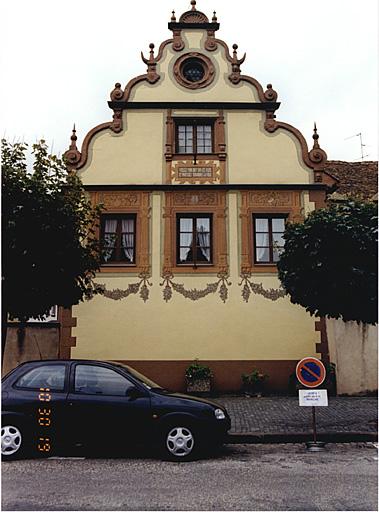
top-left (239, 273), bottom-right (286, 303)
top-left (160, 271), bottom-right (231, 303)
top-left (91, 273), bottom-right (152, 303)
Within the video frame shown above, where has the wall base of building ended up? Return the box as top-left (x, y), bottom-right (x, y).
top-left (114, 359), bottom-right (298, 394)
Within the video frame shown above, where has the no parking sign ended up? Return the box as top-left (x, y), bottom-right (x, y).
top-left (296, 357), bottom-right (326, 388)
top-left (296, 357), bottom-right (328, 451)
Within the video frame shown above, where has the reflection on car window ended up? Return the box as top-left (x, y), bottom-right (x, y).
top-left (16, 365), bottom-right (66, 391)
top-left (110, 362), bottom-right (162, 389)
top-left (75, 365), bottom-right (134, 396)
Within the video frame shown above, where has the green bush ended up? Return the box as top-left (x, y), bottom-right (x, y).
top-left (277, 200), bottom-right (377, 324)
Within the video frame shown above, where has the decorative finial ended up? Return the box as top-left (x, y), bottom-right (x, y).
top-left (64, 123), bottom-right (81, 168)
top-left (263, 84), bottom-right (278, 102)
top-left (191, 0), bottom-right (196, 11)
top-left (229, 43), bottom-right (246, 84)
top-left (313, 122), bottom-right (320, 149)
top-left (149, 43), bottom-right (155, 59)
top-left (141, 44), bottom-right (159, 84)
top-left (212, 11), bottom-right (217, 22)
top-left (308, 121), bottom-right (327, 165)
top-left (171, 10), bottom-right (176, 21)
top-left (70, 124), bottom-right (77, 150)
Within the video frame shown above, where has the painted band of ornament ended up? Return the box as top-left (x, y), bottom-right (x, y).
top-left (91, 273), bottom-right (152, 303)
top-left (173, 191), bottom-right (218, 206)
top-left (160, 272), bottom-right (231, 303)
top-left (98, 192), bottom-right (140, 208)
top-left (248, 191), bottom-right (293, 207)
top-left (239, 273), bottom-right (286, 302)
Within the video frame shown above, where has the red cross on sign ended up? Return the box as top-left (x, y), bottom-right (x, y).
top-left (296, 357), bottom-right (326, 388)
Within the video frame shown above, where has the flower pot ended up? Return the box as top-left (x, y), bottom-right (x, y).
top-left (186, 378), bottom-right (211, 393)
top-left (242, 381), bottom-right (266, 397)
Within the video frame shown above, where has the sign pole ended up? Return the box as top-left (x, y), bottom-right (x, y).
top-left (312, 406), bottom-right (317, 443)
top-left (296, 357), bottom-right (328, 452)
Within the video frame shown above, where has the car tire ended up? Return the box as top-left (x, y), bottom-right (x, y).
top-left (160, 422), bottom-right (200, 462)
top-left (1, 422), bottom-right (29, 461)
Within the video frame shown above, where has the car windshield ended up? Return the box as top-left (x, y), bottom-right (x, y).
top-left (109, 362), bottom-right (163, 390)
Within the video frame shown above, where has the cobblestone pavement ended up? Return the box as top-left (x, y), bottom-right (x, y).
top-left (215, 396), bottom-right (378, 434)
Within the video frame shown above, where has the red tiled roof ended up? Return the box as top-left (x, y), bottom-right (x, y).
top-left (324, 160), bottom-right (378, 200)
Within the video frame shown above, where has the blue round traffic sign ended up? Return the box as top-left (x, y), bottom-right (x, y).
top-left (296, 357), bottom-right (326, 388)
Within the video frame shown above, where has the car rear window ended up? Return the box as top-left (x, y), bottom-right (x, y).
top-left (15, 365), bottom-right (66, 391)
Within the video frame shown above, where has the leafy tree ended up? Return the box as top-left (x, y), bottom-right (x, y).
top-left (1, 139), bottom-right (102, 361)
top-left (277, 200), bottom-right (377, 325)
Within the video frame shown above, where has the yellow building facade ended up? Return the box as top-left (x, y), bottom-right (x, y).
top-left (64, 2), bottom-right (336, 392)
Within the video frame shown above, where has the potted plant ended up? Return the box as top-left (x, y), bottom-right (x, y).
top-left (185, 359), bottom-right (213, 394)
top-left (241, 369), bottom-right (268, 397)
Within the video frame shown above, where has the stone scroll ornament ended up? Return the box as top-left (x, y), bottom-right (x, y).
top-left (160, 271), bottom-right (231, 303)
top-left (239, 272), bottom-right (286, 303)
top-left (89, 273), bottom-right (152, 303)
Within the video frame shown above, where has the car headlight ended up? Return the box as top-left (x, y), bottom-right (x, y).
top-left (214, 408), bottom-right (226, 420)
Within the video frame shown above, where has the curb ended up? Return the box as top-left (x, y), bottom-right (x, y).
top-left (227, 432), bottom-right (378, 444)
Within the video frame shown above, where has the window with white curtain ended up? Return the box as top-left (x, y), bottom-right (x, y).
top-left (177, 213), bottom-right (212, 266)
top-left (101, 215), bottom-right (136, 264)
top-left (253, 215), bottom-right (286, 264)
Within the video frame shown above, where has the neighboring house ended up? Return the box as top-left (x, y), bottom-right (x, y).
top-left (323, 160), bottom-right (378, 395)
top-left (60, 1), bottom-right (341, 393)
top-left (324, 160), bottom-right (378, 202)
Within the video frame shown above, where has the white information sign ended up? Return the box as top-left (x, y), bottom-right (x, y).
top-left (299, 389), bottom-right (328, 407)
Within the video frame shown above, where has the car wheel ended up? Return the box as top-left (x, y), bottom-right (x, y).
top-left (162, 423), bottom-right (198, 461)
top-left (1, 424), bottom-right (26, 461)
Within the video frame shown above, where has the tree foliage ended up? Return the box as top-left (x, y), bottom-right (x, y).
top-left (1, 139), bottom-right (102, 323)
top-left (277, 200), bottom-right (378, 324)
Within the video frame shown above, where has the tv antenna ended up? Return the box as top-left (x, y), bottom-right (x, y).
top-left (344, 132), bottom-right (369, 160)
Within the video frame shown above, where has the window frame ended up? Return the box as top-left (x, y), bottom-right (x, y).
top-left (174, 119), bottom-right (215, 155)
top-left (163, 191), bottom-right (228, 275)
top-left (176, 213), bottom-right (213, 267)
top-left (252, 214), bottom-right (287, 265)
top-left (239, 190), bottom-right (303, 275)
top-left (100, 213), bottom-right (137, 266)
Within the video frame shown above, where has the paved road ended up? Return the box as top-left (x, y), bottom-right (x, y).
top-left (2, 443), bottom-right (377, 511)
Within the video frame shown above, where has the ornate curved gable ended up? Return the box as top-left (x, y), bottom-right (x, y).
top-left (65, 1), bottom-right (333, 187)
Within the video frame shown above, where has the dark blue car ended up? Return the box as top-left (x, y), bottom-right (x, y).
top-left (1, 360), bottom-right (231, 461)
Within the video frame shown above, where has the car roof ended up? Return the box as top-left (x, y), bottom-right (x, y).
top-left (15, 359), bottom-right (117, 364)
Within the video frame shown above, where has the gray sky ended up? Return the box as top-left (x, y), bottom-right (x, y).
top-left (1, 0), bottom-right (378, 164)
